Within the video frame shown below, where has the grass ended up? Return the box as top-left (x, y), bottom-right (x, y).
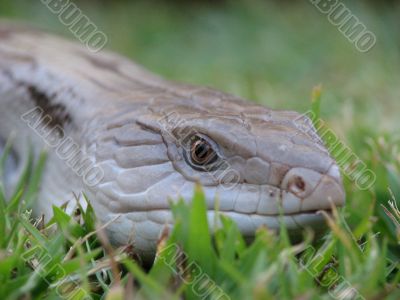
top-left (0, 137), bottom-right (399, 299)
top-left (0, 0), bottom-right (399, 299)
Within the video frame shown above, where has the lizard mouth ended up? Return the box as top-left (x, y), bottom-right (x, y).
top-left (205, 208), bottom-right (334, 237)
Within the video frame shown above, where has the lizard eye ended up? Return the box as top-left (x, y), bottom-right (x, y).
top-left (185, 134), bottom-right (219, 170)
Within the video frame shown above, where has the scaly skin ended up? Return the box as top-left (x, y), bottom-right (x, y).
top-left (0, 23), bottom-right (345, 258)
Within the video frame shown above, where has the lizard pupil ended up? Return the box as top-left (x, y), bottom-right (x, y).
top-left (195, 142), bottom-right (208, 158)
top-left (191, 139), bottom-right (216, 165)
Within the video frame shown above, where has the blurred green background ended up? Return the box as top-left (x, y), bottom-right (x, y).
top-left (0, 0), bottom-right (398, 137)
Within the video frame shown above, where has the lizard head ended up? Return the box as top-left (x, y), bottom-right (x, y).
top-left (89, 87), bottom-right (345, 256)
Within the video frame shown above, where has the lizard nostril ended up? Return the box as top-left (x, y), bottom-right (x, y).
top-left (281, 168), bottom-right (321, 199)
top-left (295, 176), bottom-right (305, 190)
top-left (288, 176), bottom-right (306, 195)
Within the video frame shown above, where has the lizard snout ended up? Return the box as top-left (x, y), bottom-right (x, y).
top-left (281, 164), bottom-right (345, 212)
